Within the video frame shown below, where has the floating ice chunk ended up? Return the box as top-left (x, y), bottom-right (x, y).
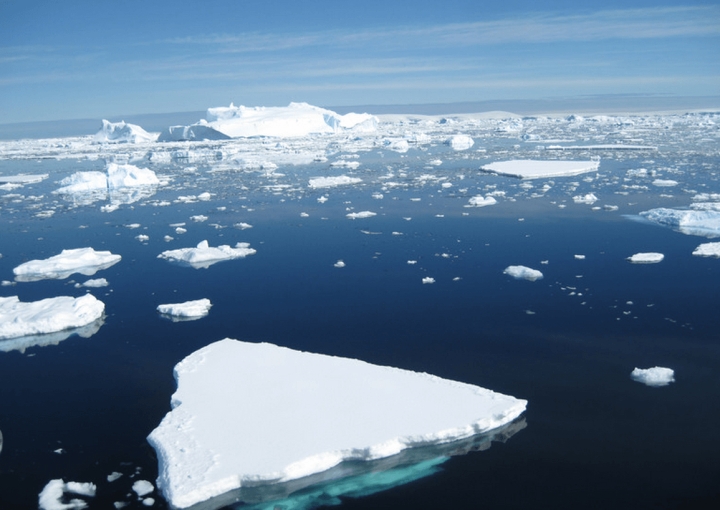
top-left (503, 265), bottom-right (543, 281)
top-left (346, 211), bottom-right (377, 220)
top-left (309, 176), bottom-right (362, 189)
top-left (574, 255), bottom-right (586, 260)
top-left (0, 294), bottom-right (105, 340)
top-left (107, 163), bottom-right (160, 189)
top-left (573, 193), bottom-right (598, 205)
top-left (334, 260), bottom-right (346, 268)
top-left (631, 367), bottom-right (675, 387)
top-left (157, 299), bottom-right (212, 320)
top-left (446, 135), bottom-right (474, 150)
top-left (627, 252), bottom-right (664, 264)
top-left (638, 208), bottom-right (720, 238)
top-left (190, 215), bottom-right (208, 222)
top-left (652, 179), bottom-right (678, 187)
top-left (158, 240), bottom-right (256, 269)
top-left (158, 123), bottom-right (230, 142)
top-left (422, 277), bottom-right (435, 284)
top-left (147, 339), bottom-right (526, 509)
top-left (481, 160), bottom-right (599, 180)
top-left (38, 479), bottom-right (96, 510)
top-left (234, 222), bottom-right (253, 230)
top-left (136, 235), bottom-right (150, 242)
top-left (0, 174), bottom-right (48, 184)
top-left (466, 195), bottom-right (497, 208)
top-left (81, 278), bottom-right (108, 288)
top-left (13, 247), bottom-right (121, 282)
top-left (56, 171), bottom-right (108, 194)
top-left (132, 480), bottom-right (155, 497)
top-left (107, 472), bottom-right (123, 482)
top-left (692, 242), bottom-right (720, 257)
top-left (94, 120), bottom-right (157, 144)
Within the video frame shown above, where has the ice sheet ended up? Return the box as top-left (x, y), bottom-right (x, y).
top-left (13, 247), bottom-right (121, 282)
top-left (147, 339), bottom-right (526, 509)
top-left (158, 240), bottom-right (256, 269)
top-left (481, 160), bottom-right (600, 180)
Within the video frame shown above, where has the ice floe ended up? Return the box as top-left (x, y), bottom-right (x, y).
top-left (446, 134), bottom-right (474, 150)
top-left (481, 160), bottom-right (599, 180)
top-left (627, 252), bottom-right (664, 264)
top-left (157, 299), bottom-right (212, 321)
top-left (13, 247), bottom-right (121, 282)
top-left (56, 163), bottom-right (160, 195)
top-left (503, 265), bottom-right (543, 281)
top-left (630, 367), bottom-right (675, 387)
top-left (0, 174), bottom-right (48, 184)
top-left (692, 242), bottom-right (720, 257)
top-left (93, 120), bottom-right (157, 144)
top-left (573, 193), bottom-right (599, 205)
top-left (0, 318), bottom-right (104, 354)
top-left (308, 176), bottom-right (362, 189)
top-left (148, 339), bottom-right (526, 509)
top-left (132, 480), bottom-right (155, 497)
top-left (0, 294), bottom-right (105, 340)
top-left (346, 211), bottom-right (377, 220)
top-left (158, 240), bottom-right (256, 269)
top-left (38, 479), bottom-right (96, 510)
top-left (466, 195), bottom-right (497, 207)
top-left (639, 208), bottom-right (720, 238)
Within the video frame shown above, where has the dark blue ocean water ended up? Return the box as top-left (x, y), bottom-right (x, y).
top-left (1, 144), bottom-right (720, 509)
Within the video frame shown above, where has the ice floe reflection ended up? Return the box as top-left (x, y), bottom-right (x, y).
top-left (189, 418), bottom-right (525, 510)
top-left (0, 316), bottom-right (105, 354)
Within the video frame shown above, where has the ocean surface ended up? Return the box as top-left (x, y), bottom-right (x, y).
top-left (1, 111), bottom-right (719, 509)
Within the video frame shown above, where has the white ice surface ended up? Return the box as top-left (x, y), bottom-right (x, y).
top-left (38, 479), bottom-right (96, 510)
top-left (481, 160), bottom-right (599, 180)
top-left (132, 480), bottom-right (155, 497)
top-left (157, 299), bottom-right (212, 319)
top-left (503, 265), bottom-right (543, 281)
top-left (13, 247), bottom-right (121, 282)
top-left (631, 367), bottom-right (675, 387)
top-left (94, 120), bottom-right (157, 144)
top-left (158, 240), bottom-right (256, 269)
top-left (346, 211), bottom-right (377, 220)
top-left (0, 294), bottom-right (105, 340)
top-left (692, 242), bottom-right (720, 257)
top-left (55, 163), bottom-right (160, 195)
top-left (466, 195), bottom-right (497, 207)
top-left (447, 134), bottom-right (474, 150)
top-left (308, 176), bottom-right (362, 189)
top-left (639, 208), bottom-right (720, 238)
top-left (0, 174), bottom-right (48, 184)
top-left (627, 252), bottom-right (664, 264)
top-left (148, 339), bottom-right (526, 509)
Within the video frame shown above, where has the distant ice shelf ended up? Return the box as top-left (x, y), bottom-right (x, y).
top-left (480, 160), bottom-right (599, 180)
top-left (148, 339), bottom-right (526, 509)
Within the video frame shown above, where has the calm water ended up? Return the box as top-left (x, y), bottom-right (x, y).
top-left (1, 120), bottom-right (720, 509)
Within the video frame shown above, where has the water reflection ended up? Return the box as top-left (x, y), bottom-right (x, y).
top-left (185, 418), bottom-right (526, 510)
top-left (0, 317), bottom-right (105, 354)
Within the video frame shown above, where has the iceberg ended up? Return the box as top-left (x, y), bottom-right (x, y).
top-left (503, 265), bottom-right (543, 281)
top-left (446, 134), bottom-right (474, 151)
top-left (631, 367), bottom-right (675, 387)
top-left (38, 479), bottom-right (96, 510)
top-left (13, 247), bottom-right (121, 282)
top-left (466, 195), bottom-right (497, 207)
top-left (148, 339), bottom-right (526, 509)
top-left (158, 240), bottom-right (256, 269)
top-left (55, 163), bottom-right (160, 205)
top-left (106, 162), bottom-right (160, 188)
top-left (639, 208), bottom-right (720, 238)
top-left (627, 252), bottom-right (664, 264)
top-left (692, 242), bottom-right (720, 257)
top-left (481, 160), bottom-right (599, 180)
top-left (0, 295), bottom-right (104, 341)
top-left (93, 119), bottom-right (157, 144)
top-left (346, 211), bottom-right (377, 220)
top-left (157, 299), bottom-right (212, 321)
top-left (157, 123), bottom-right (230, 142)
top-left (308, 176), bottom-right (362, 189)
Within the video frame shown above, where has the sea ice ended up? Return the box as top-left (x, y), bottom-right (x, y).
top-left (652, 179), bottom-right (678, 187)
top-left (55, 163), bottom-right (160, 197)
top-left (148, 339), bottom-right (526, 509)
top-left (346, 211), bottom-right (377, 220)
top-left (627, 252), bottom-right (664, 264)
top-left (446, 134), bottom-right (474, 150)
top-left (94, 120), bottom-right (157, 144)
top-left (481, 160), bottom-right (600, 180)
top-left (573, 193), bottom-right (598, 205)
top-left (38, 479), bottom-right (96, 510)
top-left (0, 174), bottom-right (48, 184)
top-left (132, 480), bottom-right (155, 497)
top-left (308, 176), bottom-right (362, 189)
top-left (466, 195), bottom-right (497, 207)
top-left (631, 367), bottom-right (675, 387)
top-left (0, 319), bottom-right (104, 354)
top-left (692, 242), bottom-right (720, 257)
top-left (503, 265), bottom-right (543, 281)
top-left (158, 240), bottom-right (256, 269)
top-left (13, 247), bottom-right (121, 282)
top-left (80, 278), bottom-right (109, 288)
top-left (0, 294), bottom-right (105, 340)
top-left (639, 208), bottom-right (720, 238)
top-left (157, 299), bottom-right (212, 320)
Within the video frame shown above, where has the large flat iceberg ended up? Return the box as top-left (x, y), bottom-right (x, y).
top-left (157, 299), bottom-right (212, 321)
top-left (639, 208), bottom-right (720, 238)
top-left (148, 339), bottom-right (526, 509)
top-left (158, 240), bottom-right (256, 269)
top-left (0, 295), bottom-right (105, 340)
top-left (13, 247), bottom-right (121, 282)
top-left (481, 160), bottom-right (600, 180)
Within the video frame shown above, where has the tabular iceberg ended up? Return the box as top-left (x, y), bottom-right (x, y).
top-left (639, 208), bottom-right (720, 238)
top-left (481, 160), bottom-right (600, 180)
top-left (13, 247), bottom-right (121, 282)
top-left (692, 242), bottom-right (720, 257)
top-left (158, 240), bottom-right (256, 269)
top-left (627, 252), bottom-right (664, 264)
top-left (157, 299), bottom-right (212, 321)
top-left (148, 339), bottom-right (526, 509)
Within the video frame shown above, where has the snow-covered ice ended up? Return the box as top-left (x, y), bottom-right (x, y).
top-left (692, 242), bottom-right (720, 257)
top-left (639, 208), bottom-right (720, 238)
top-left (346, 211), bottom-right (377, 220)
top-left (0, 174), bottom-right (48, 184)
top-left (38, 479), bottom-right (96, 510)
top-left (0, 294), bottom-right (105, 340)
top-left (132, 480), bottom-right (155, 497)
top-left (13, 247), bottom-right (121, 282)
top-left (147, 339), bottom-right (526, 509)
top-left (481, 160), bottom-right (599, 180)
top-left (157, 299), bottom-right (212, 320)
top-left (158, 240), bottom-right (256, 269)
top-left (446, 134), bottom-right (474, 151)
top-left (631, 367), bottom-right (675, 387)
top-left (503, 265), bottom-right (543, 281)
top-left (466, 195), bottom-right (497, 207)
top-left (94, 120), bottom-right (157, 144)
top-left (308, 176), bottom-right (362, 189)
top-left (627, 252), bottom-right (664, 264)
top-left (80, 278), bottom-right (108, 288)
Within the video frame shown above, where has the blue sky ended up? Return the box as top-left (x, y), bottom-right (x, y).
top-left (1, 0), bottom-right (718, 123)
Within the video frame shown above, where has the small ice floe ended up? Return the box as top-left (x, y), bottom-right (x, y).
top-left (638, 208), bottom-right (720, 238)
top-left (234, 222), bottom-right (253, 230)
top-left (630, 367), bottom-right (675, 387)
top-left (136, 235), bottom-right (150, 242)
top-left (0, 294), bottom-right (105, 340)
top-left (574, 254), bottom-right (586, 260)
top-left (157, 299), bottom-right (212, 321)
top-left (0, 174), bottom-right (48, 184)
top-left (503, 265), bottom-right (543, 281)
top-left (56, 163), bottom-right (160, 195)
top-left (627, 252), bottom-right (664, 264)
top-left (132, 480), bottom-right (155, 497)
top-left (407, 260), bottom-right (417, 265)
top-left (38, 479), bottom-right (96, 510)
top-left (107, 472), bottom-right (123, 482)
top-left (147, 339), bottom-right (526, 509)
top-left (652, 179), bottom-right (678, 187)
top-left (309, 176), bottom-right (362, 189)
top-left (573, 193), bottom-right (598, 205)
top-left (190, 215), bottom-right (208, 222)
top-left (334, 260), bottom-right (345, 268)
top-left (465, 195), bottom-right (497, 208)
top-left (13, 247), bottom-right (121, 282)
top-left (158, 240), bottom-right (256, 269)
top-left (446, 134), bottom-right (474, 151)
top-left (692, 242), bottom-right (720, 257)
top-left (317, 196), bottom-right (329, 203)
top-left (346, 211), bottom-right (376, 220)
top-left (481, 160), bottom-right (599, 180)
top-left (422, 277), bottom-right (435, 284)
top-left (80, 278), bottom-right (108, 288)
